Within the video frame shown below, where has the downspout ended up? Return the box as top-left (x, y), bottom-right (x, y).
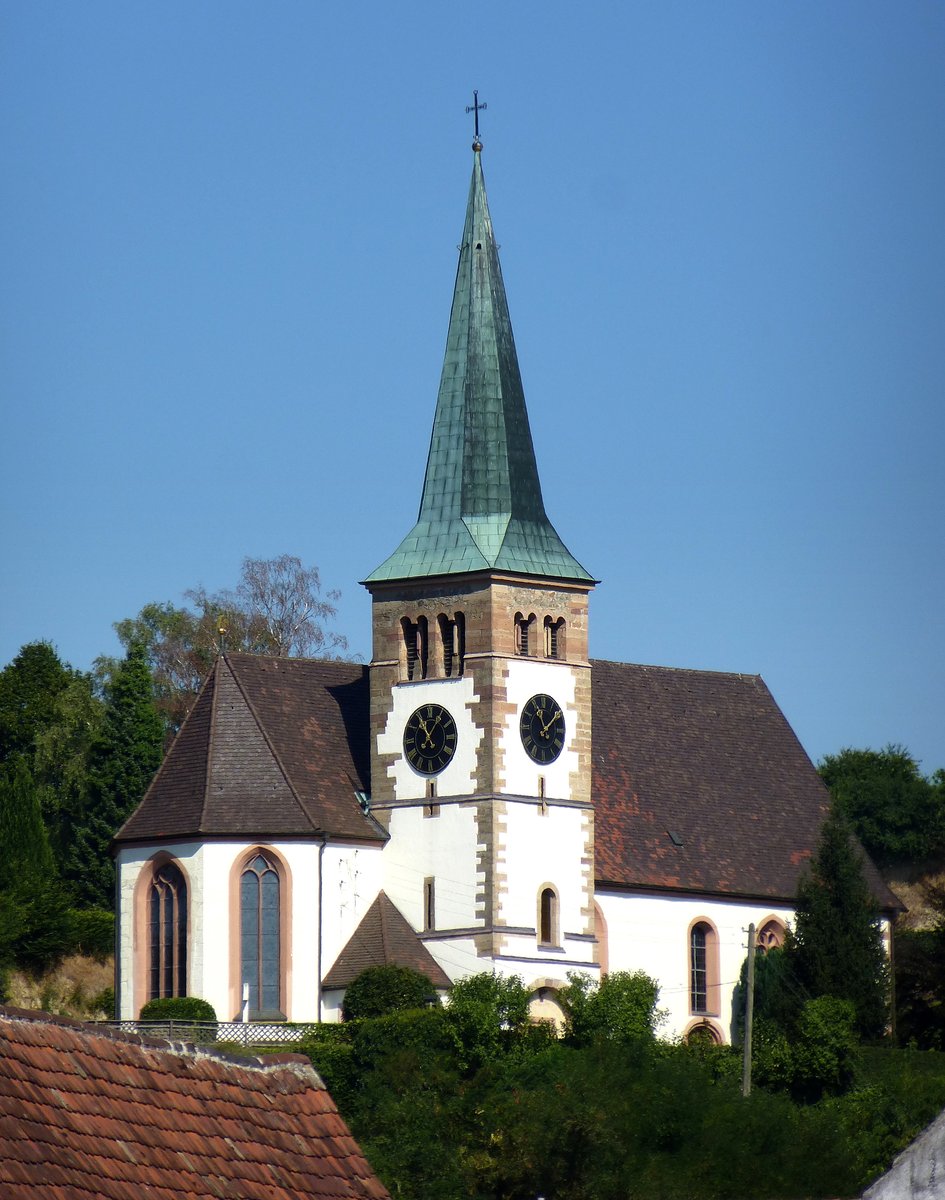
top-left (317, 834), bottom-right (327, 1023)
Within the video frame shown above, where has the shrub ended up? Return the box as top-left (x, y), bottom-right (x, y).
top-left (139, 995), bottom-right (217, 1022)
top-left (342, 964), bottom-right (435, 1021)
top-left (70, 908), bottom-right (114, 960)
top-left (560, 969), bottom-right (663, 1046)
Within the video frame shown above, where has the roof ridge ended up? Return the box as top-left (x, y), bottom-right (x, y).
top-left (222, 654), bottom-right (318, 831)
top-left (590, 657), bottom-right (763, 682)
top-left (201, 657), bottom-right (222, 831)
top-left (0, 1006), bottom-right (321, 1078)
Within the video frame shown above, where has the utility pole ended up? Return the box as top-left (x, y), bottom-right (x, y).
top-left (741, 923), bottom-right (756, 1097)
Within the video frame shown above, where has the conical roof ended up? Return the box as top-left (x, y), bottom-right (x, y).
top-left (366, 149), bottom-right (593, 584)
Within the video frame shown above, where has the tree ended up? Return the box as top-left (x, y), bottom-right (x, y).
top-left (341, 964), bottom-right (435, 1021)
top-left (0, 641), bottom-right (73, 763)
top-left (559, 969), bottom-right (664, 1046)
top-left (106, 555), bottom-right (349, 739)
top-left (67, 642), bottom-right (164, 909)
top-left (0, 758), bottom-right (74, 974)
top-left (819, 746), bottom-right (945, 867)
top-left (788, 803), bottom-right (890, 1039)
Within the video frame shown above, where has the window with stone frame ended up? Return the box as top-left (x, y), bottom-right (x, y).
top-left (148, 862), bottom-right (187, 1001)
top-left (240, 852), bottom-right (283, 1020)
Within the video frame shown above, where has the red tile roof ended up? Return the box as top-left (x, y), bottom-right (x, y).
top-left (0, 1006), bottom-right (390, 1200)
top-left (115, 654), bottom-right (383, 845)
top-left (323, 892), bottom-right (451, 990)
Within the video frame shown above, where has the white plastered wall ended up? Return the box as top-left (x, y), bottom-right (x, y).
top-left (597, 890), bottom-right (795, 1042)
top-left (501, 659), bottom-right (580, 800)
top-left (377, 676), bottom-right (483, 801)
top-left (116, 838), bottom-right (384, 1023)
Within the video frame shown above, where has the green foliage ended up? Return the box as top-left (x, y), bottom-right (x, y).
top-left (341, 964), bottom-right (435, 1021)
top-left (0, 757), bottom-right (54, 887)
top-left (139, 995), bottom-right (217, 1021)
top-left (70, 907), bottom-right (115, 960)
top-left (0, 642), bottom-right (73, 762)
top-left (732, 945), bottom-right (804, 1040)
top-left (819, 745), bottom-right (945, 866)
top-left (790, 803), bottom-right (890, 1039)
top-left (66, 642), bottom-right (164, 909)
top-left (445, 972), bottom-right (541, 1071)
top-left (106, 556), bottom-right (349, 739)
top-left (560, 968), bottom-right (663, 1046)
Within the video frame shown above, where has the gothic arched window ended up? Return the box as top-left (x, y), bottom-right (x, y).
top-left (148, 862), bottom-right (187, 1001)
top-left (241, 852), bottom-right (282, 1019)
top-left (689, 920), bottom-right (719, 1015)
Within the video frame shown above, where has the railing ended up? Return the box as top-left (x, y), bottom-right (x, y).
top-left (97, 1020), bottom-right (320, 1047)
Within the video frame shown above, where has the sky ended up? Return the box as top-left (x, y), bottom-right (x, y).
top-left (2, 2), bottom-right (943, 774)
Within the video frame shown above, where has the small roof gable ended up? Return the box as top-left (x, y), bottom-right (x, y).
top-left (591, 659), bottom-right (900, 909)
top-left (0, 1006), bottom-right (390, 1200)
top-left (323, 891), bottom-right (451, 990)
top-left (115, 654), bottom-right (382, 845)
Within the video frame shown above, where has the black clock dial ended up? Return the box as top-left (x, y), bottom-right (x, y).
top-left (404, 703), bottom-right (458, 775)
top-left (520, 694), bottom-right (566, 764)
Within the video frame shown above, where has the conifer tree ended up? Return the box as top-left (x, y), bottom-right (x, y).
top-left (788, 804), bottom-right (889, 1039)
top-left (67, 643), bottom-right (164, 909)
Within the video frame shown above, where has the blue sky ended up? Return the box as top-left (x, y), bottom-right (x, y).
top-left (2, 2), bottom-right (943, 773)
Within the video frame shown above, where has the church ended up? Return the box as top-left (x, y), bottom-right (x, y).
top-left (113, 128), bottom-right (897, 1043)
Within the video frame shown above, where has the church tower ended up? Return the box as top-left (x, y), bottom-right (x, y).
top-left (363, 127), bottom-right (599, 994)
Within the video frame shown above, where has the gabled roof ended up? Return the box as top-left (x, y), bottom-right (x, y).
top-left (0, 1006), bottom-right (390, 1200)
top-left (323, 891), bottom-right (451, 990)
top-left (115, 654), bottom-right (382, 845)
top-left (365, 149), bottom-right (593, 586)
top-left (591, 659), bottom-right (900, 910)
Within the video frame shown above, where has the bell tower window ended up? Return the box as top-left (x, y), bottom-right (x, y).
top-left (543, 616), bottom-right (566, 659)
top-left (437, 612), bottom-right (465, 678)
top-left (403, 616), bottom-right (428, 680)
top-left (515, 613), bottom-right (536, 656)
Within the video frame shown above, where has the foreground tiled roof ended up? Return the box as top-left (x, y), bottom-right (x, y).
top-left (323, 892), bottom-right (451, 990)
top-left (591, 659), bottom-right (900, 909)
top-left (365, 149), bottom-right (592, 586)
top-left (0, 1006), bottom-right (390, 1200)
top-left (115, 654), bottom-right (382, 845)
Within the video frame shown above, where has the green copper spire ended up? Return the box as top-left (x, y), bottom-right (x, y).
top-left (366, 148), bottom-right (593, 584)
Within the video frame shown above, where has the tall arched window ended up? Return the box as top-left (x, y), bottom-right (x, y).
top-left (689, 920), bottom-right (719, 1015)
top-left (148, 862), bottom-right (187, 1000)
top-left (241, 852), bottom-right (282, 1019)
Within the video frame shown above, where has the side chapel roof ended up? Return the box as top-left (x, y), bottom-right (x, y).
top-left (114, 653), bottom-right (382, 845)
top-left (322, 891), bottom-right (452, 990)
top-left (365, 146), bottom-right (593, 586)
top-left (0, 1006), bottom-right (390, 1200)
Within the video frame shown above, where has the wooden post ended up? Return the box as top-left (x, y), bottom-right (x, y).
top-left (742, 923), bottom-right (755, 1097)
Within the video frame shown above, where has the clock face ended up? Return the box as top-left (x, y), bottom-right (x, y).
top-left (403, 703), bottom-right (458, 775)
top-left (520, 694), bottom-right (566, 764)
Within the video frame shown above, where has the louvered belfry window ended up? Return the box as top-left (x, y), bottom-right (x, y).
top-left (148, 862), bottom-right (187, 1000)
top-left (241, 853), bottom-right (281, 1018)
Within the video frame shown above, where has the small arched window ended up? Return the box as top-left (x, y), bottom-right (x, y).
top-left (241, 852), bottom-right (283, 1020)
top-left (437, 612), bottom-right (465, 678)
top-left (543, 616), bottom-right (566, 659)
top-left (148, 862), bottom-right (187, 1001)
top-left (515, 613), bottom-right (536, 657)
top-left (756, 919), bottom-right (786, 954)
top-left (403, 616), bottom-right (428, 680)
top-left (538, 886), bottom-right (559, 947)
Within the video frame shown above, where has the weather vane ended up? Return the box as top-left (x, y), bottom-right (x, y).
top-left (466, 90), bottom-right (487, 150)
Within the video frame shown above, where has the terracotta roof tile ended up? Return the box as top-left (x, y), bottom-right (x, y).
top-left (0, 1007), bottom-right (391, 1200)
top-left (323, 891), bottom-right (451, 990)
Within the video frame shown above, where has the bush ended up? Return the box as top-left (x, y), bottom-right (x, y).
top-left (139, 995), bottom-right (217, 1022)
top-left (342, 964), bottom-right (435, 1021)
top-left (70, 907), bottom-right (114, 960)
top-left (560, 969), bottom-right (663, 1046)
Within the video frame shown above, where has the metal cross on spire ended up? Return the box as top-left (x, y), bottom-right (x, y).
top-left (466, 90), bottom-right (487, 149)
